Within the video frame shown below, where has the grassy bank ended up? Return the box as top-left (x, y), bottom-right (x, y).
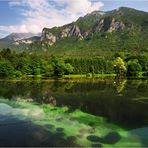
top-left (0, 73), bottom-right (117, 81)
top-left (62, 74), bottom-right (117, 79)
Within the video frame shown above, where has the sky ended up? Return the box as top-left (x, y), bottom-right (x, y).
top-left (0, 0), bottom-right (148, 38)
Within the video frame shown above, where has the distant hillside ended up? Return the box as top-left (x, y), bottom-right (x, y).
top-left (30, 7), bottom-right (148, 56)
top-left (0, 33), bottom-right (40, 51)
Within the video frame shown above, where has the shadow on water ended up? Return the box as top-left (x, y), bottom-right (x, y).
top-left (0, 115), bottom-right (79, 147)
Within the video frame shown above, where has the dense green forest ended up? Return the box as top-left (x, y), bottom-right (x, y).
top-left (0, 48), bottom-right (147, 78)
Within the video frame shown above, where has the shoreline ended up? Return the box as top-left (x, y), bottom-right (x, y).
top-left (0, 74), bottom-right (147, 82)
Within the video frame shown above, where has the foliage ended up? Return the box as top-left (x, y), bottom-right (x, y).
top-left (64, 63), bottom-right (74, 75)
top-left (0, 59), bottom-right (14, 77)
top-left (0, 48), bottom-right (146, 78)
top-left (127, 60), bottom-right (142, 76)
top-left (65, 56), bottom-right (113, 74)
top-left (114, 57), bottom-right (127, 76)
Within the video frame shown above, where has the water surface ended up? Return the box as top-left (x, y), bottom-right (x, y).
top-left (0, 78), bottom-right (148, 147)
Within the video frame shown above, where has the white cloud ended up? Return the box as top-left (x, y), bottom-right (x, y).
top-left (0, 0), bottom-right (104, 36)
top-left (55, 0), bottom-right (104, 15)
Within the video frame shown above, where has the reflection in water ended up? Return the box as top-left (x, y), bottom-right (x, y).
top-left (0, 78), bottom-right (148, 147)
top-left (0, 79), bottom-right (148, 129)
top-left (48, 96), bottom-right (57, 106)
top-left (114, 79), bottom-right (127, 95)
top-left (0, 98), bottom-right (147, 147)
top-left (0, 116), bottom-right (78, 147)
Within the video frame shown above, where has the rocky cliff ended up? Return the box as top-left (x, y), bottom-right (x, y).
top-left (40, 7), bottom-right (148, 47)
top-left (40, 9), bottom-right (129, 46)
top-left (41, 29), bottom-right (56, 46)
top-left (41, 24), bottom-right (83, 45)
top-left (94, 18), bottom-right (125, 33)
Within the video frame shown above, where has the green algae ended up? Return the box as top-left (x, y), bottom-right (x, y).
top-left (0, 97), bottom-right (146, 147)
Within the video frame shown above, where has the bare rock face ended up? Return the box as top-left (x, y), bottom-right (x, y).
top-left (83, 31), bottom-right (93, 38)
top-left (108, 18), bottom-right (125, 32)
top-left (41, 29), bottom-right (56, 46)
top-left (45, 33), bottom-right (56, 46)
top-left (94, 19), bottom-right (104, 32)
top-left (41, 25), bottom-right (83, 46)
top-left (60, 25), bottom-right (83, 39)
top-left (94, 18), bottom-right (125, 33)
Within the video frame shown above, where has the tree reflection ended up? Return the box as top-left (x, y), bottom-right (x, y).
top-left (114, 79), bottom-right (127, 95)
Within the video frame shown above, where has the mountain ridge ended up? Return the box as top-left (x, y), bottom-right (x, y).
top-left (0, 32), bottom-right (40, 41)
top-left (39, 7), bottom-right (148, 47)
top-left (0, 7), bottom-right (148, 54)
top-left (0, 32), bottom-right (41, 50)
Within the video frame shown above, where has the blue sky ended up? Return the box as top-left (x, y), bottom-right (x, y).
top-left (0, 0), bottom-right (148, 38)
top-left (101, 0), bottom-right (148, 12)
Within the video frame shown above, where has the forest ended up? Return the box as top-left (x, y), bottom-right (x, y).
top-left (0, 48), bottom-right (148, 78)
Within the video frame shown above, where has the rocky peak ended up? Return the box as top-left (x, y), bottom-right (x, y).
top-left (94, 19), bottom-right (105, 32)
top-left (94, 17), bottom-right (125, 33)
top-left (41, 24), bottom-right (83, 46)
top-left (41, 28), bottom-right (56, 46)
top-left (108, 18), bottom-right (125, 32)
top-left (60, 24), bottom-right (83, 39)
top-left (84, 11), bottom-right (105, 18)
top-left (2, 32), bottom-right (39, 42)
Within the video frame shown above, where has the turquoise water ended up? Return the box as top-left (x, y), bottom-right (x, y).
top-left (0, 79), bottom-right (148, 147)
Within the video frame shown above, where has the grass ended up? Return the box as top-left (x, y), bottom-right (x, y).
top-left (62, 73), bottom-right (117, 79)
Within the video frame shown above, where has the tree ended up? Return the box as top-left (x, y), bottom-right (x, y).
top-left (0, 59), bottom-right (14, 77)
top-left (51, 57), bottom-right (66, 77)
top-left (33, 68), bottom-right (41, 75)
top-left (44, 64), bottom-right (54, 77)
top-left (114, 57), bottom-right (126, 76)
top-left (19, 58), bottom-right (32, 75)
top-left (127, 60), bottom-right (142, 76)
top-left (64, 63), bottom-right (74, 75)
top-left (137, 55), bottom-right (148, 71)
top-left (89, 65), bottom-right (94, 74)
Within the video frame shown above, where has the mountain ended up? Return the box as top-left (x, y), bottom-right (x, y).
top-left (39, 11), bottom-right (105, 46)
top-left (29, 7), bottom-right (148, 56)
top-left (0, 7), bottom-right (148, 55)
top-left (1, 32), bottom-right (40, 42)
top-left (14, 36), bottom-right (40, 45)
top-left (0, 33), bottom-right (41, 50)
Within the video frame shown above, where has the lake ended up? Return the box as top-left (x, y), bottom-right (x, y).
top-left (0, 78), bottom-right (148, 147)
